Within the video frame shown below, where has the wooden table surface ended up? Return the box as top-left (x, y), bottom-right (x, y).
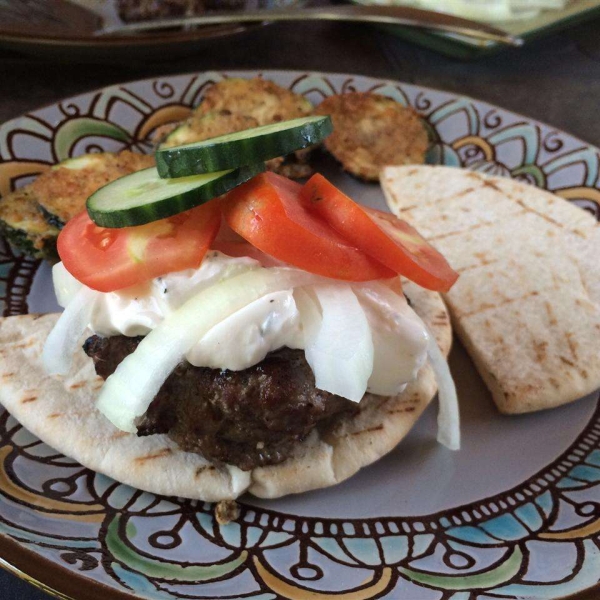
top-left (1, 14), bottom-right (600, 600)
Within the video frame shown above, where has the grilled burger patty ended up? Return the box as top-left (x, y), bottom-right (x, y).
top-left (84, 335), bottom-right (357, 470)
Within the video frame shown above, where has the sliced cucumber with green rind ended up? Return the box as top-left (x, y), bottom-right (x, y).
top-left (87, 163), bottom-right (265, 228)
top-left (156, 115), bottom-right (333, 178)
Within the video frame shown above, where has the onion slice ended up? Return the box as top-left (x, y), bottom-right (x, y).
top-left (52, 262), bottom-right (83, 308)
top-left (427, 330), bottom-right (460, 451)
top-left (43, 286), bottom-right (98, 376)
top-left (96, 268), bottom-right (313, 433)
top-left (300, 284), bottom-right (374, 403)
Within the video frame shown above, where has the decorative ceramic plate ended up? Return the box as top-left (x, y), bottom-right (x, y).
top-left (1, 70), bottom-right (600, 600)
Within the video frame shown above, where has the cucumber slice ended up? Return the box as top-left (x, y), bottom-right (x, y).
top-left (156, 115), bottom-right (332, 178)
top-left (87, 163), bottom-right (264, 228)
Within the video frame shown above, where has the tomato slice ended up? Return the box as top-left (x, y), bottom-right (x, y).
top-left (222, 172), bottom-right (395, 281)
top-left (301, 174), bottom-right (458, 292)
top-left (58, 201), bottom-right (221, 292)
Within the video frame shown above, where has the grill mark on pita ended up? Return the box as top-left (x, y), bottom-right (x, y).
top-left (512, 198), bottom-right (587, 238)
top-left (574, 260), bottom-right (592, 302)
top-left (432, 311), bottom-right (449, 327)
top-left (69, 381), bottom-right (87, 390)
top-left (429, 221), bottom-right (491, 242)
top-left (549, 377), bottom-right (561, 389)
top-left (456, 259), bottom-right (501, 274)
top-left (48, 413), bottom-right (62, 419)
top-left (544, 302), bottom-right (558, 326)
top-left (533, 341), bottom-right (548, 363)
top-left (347, 425), bottom-right (385, 437)
top-left (386, 407), bottom-right (416, 414)
top-left (482, 179), bottom-right (502, 192)
top-left (559, 356), bottom-right (575, 367)
top-left (395, 203), bottom-right (419, 212)
top-left (428, 212), bottom-right (527, 242)
top-left (13, 339), bottom-right (36, 349)
top-left (21, 395), bottom-right (38, 404)
top-left (110, 431), bottom-right (129, 440)
top-left (565, 332), bottom-right (579, 360)
top-left (394, 186), bottom-right (480, 212)
top-left (134, 448), bottom-right (172, 463)
top-left (457, 290), bottom-right (540, 318)
top-left (195, 466), bottom-right (216, 478)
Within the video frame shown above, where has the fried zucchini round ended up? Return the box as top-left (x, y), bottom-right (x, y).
top-left (160, 110), bottom-right (259, 149)
top-left (0, 186), bottom-right (59, 261)
top-left (315, 92), bottom-right (428, 181)
top-left (198, 78), bottom-right (313, 125)
top-left (33, 151), bottom-right (155, 227)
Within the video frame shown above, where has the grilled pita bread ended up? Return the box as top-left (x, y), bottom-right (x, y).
top-left (382, 165), bottom-right (600, 414)
top-left (0, 281), bottom-right (450, 501)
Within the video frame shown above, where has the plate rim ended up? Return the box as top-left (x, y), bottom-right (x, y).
top-left (3, 67), bottom-right (600, 155)
top-left (1, 67), bottom-right (599, 600)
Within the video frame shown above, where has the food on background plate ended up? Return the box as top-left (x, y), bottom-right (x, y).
top-left (359, 0), bottom-right (571, 24)
top-left (315, 92), bottom-right (429, 182)
top-left (157, 78), bottom-right (315, 179)
top-left (382, 165), bottom-right (600, 414)
top-left (0, 123), bottom-right (460, 501)
top-left (116, 0), bottom-right (245, 23)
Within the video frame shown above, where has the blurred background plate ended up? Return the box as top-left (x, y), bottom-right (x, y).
top-left (0, 0), bottom-right (301, 62)
top-left (353, 0), bottom-right (600, 58)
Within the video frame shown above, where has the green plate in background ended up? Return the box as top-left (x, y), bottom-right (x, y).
top-left (354, 0), bottom-right (600, 59)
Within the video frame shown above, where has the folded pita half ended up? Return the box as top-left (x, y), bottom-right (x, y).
top-left (382, 165), bottom-right (600, 414)
top-left (0, 281), bottom-right (451, 502)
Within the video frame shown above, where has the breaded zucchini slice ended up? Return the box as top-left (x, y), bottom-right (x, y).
top-left (33, 151), bottom-right (155, 227)
top-left (159, 111), bottom-right (285, 172)
top-left (198, 78), bottom-right (313, 125)
top-left (315, 92), bottom-right (428, 182)
top-left (160, 110), bottom-right (259, 149)
top-left (0, 186), bottom-right (59, 261)
top-left (159, 79), bottom-right (315, 178)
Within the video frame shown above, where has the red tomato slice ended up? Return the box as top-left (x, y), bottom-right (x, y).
top-left (58, 201), bottom-right (221, 292)
top-left (222, 172), bottom-right (395, 281)
top-left (301, 174), bottom-right (458, 292)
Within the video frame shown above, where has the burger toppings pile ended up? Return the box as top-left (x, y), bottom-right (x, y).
top-left (43, 115), bottom-right (460, 470)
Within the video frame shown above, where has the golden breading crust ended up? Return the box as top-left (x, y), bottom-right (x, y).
top-left (315, 92), bottom-right (428, 181)
top-left (159, 110), bottom-right (259, 149)
top-left (198, 78), bottom-right (313, 125)
top-left (0, 186), bottom-right (59, 260)
top-left (33, 151), bottom-right (155, 225)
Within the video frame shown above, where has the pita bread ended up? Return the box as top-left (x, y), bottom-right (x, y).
top-left (382, 165), bottom-right (600, 414)
top-left (0, 281), bottom-right (450, 501)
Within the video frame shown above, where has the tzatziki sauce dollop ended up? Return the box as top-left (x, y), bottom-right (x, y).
top-left (53, 250), bottom-right (429, 397)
